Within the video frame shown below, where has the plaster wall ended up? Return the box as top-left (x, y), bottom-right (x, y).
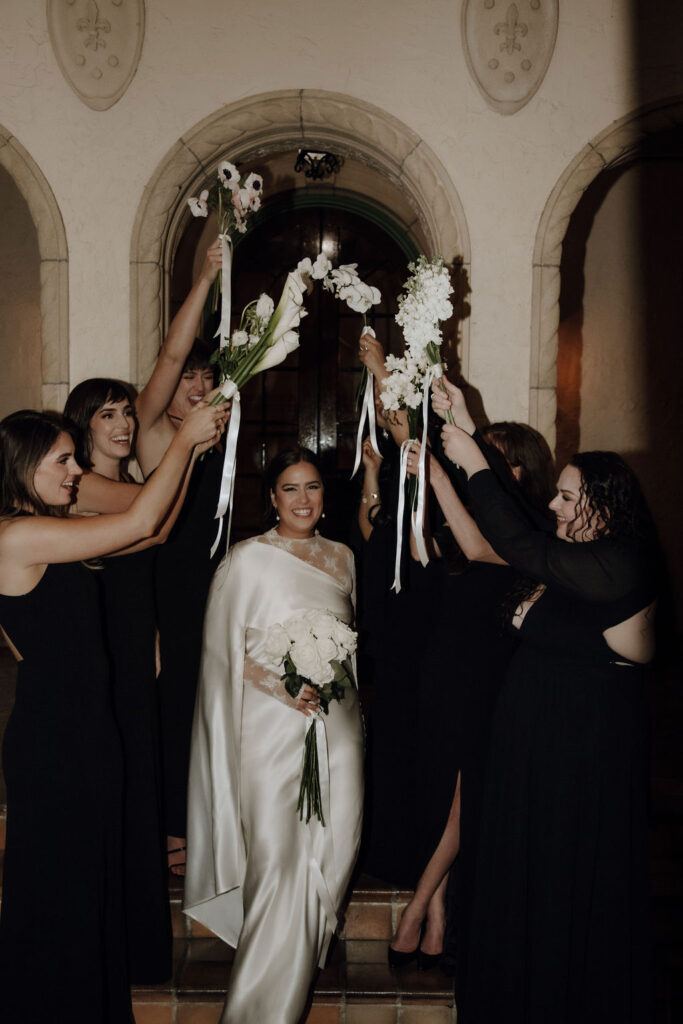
top-left (3, 0), bottom-right (683, 419)
top-left (2, 0), bottom-right (681, 422)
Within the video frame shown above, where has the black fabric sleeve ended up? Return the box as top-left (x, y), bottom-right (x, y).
top-left (468, 469), bottom-right (645, 603)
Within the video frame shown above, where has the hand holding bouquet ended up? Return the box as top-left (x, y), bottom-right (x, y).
top-left (265, 610), bottom-right (357, 825)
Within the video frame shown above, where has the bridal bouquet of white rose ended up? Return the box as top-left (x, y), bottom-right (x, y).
top-left (265, 610), bottom-right (358, 825)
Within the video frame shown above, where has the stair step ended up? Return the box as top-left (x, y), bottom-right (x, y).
top-left (131, 937), bottom-right (457, 1024)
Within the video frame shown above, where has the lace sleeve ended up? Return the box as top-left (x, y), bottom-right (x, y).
top-left (469, 469), bottom-right (647, 603)
top-left (243, 654), bottom-right (300, 710)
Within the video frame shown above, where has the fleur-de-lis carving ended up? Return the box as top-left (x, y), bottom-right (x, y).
top-left (494, 4), bottom-right (528, 55)
top-left (76, 0), bottom-right (111, 51)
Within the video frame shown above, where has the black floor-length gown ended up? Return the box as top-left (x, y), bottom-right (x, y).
top-left (464, 468), bottom-right (655, 1024)
top-left (155, 447), bottom-right (225, 837)
top-left (0, 562), bottom-right (132, 1024)
top-left (100, 548), bottom-right (172, 983)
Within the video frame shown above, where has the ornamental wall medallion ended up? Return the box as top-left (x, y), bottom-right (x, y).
top-left (47, 0), bottom-right (145, 111)
top-left (462, 0), bottom-right (559, 115)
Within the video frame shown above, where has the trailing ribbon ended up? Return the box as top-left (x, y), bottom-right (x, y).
top-left (391, 439), bottom-right (413, 593)
top-left (213, 233), bottom-right (233, 348)
top-left (303, 711), bottom-right (338, 964)
top-left (350, 327), bottom-right (381, 479)
top-left (391, 363), bottom-right (443, 590)
top-left (209, 378), bottom-right (240, 559)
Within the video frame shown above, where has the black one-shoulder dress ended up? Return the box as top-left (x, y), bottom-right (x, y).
top-left (0, 562), bottom-right (132, 1023)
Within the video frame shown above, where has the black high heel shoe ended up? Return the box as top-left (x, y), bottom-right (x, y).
top-left (387, 943), bottom-right (419, 969)
top-left (417, 948), bottom-right (442, 971)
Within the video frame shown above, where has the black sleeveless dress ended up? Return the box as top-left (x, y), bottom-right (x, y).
top-left (99, 549), bottom-right (172, 983)
top-left (464, 469), bottom-right (655, 1023)
top-left (155, 447), bottom-right (225, 837)
top-left (0, 562), bottom-right (132, 1023)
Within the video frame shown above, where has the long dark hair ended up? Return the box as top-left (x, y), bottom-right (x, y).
top-left (0, 410), bottom-right (75, 518)
top-left (64, 378), bottom-right (135, 470)
top-left (569, 451), bottom-right (657, 544)
top-left (264, 446), bottom-right (322, 527)
top-left (482, 421), bottom-right (555, 515)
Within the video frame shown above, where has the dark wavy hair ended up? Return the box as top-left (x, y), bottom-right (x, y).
top-left (264, 446), bottom-right (323, 527)
top-left (0, 410), bottom-right (77, 518)
top-left (482, 421), bottom-right (555, 515)
top-left (569, 450), bottom-right (657, 544)
top-left (64, 378), bottom-right (135, 469)
top-left (184, 338), bottom-right (216, 375)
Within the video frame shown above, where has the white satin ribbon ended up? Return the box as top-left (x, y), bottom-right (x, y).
top-left (213, 233), bottom-right (233, 347)
top-left (391, 439), bottom-right (413, 594)
top-left (391, 363), bottom-right (443, 589)
top-left (350, 327), bottom-right (381, 479)
top-left (210, 379), bottom-right (240, 559)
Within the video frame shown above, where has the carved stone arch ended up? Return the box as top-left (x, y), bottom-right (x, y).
top-left (0, 126), bottom-right (69, 409)
top-left (530, 95), bottom-right (683, 447)
top-left (130, 89), bottom-right (471, 388)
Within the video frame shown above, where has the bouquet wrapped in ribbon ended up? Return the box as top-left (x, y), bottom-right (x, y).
top-left (265, 610), bottom-right (358, 825)
top-left (379, 256), bottom-right (454, 590)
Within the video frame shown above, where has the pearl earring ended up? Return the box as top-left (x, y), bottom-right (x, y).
top-left (321, 511), bottom-right (326, 519)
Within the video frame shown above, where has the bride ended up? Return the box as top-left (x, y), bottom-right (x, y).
top-left (184, 448), bottom-right (364, 1023)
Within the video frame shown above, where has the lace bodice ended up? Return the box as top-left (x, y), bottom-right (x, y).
top-left (257, 529), bottom-right (355, 600)
top-left (246, 529), bottom-right (356, 710)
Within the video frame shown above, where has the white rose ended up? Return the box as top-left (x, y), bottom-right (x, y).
top-left (286, 618), bottom-right (312, 645)
top-left (315, 634), bottom-right (338, 664)
top-left (264, 623), bottom-right (291, 663)
top-left (310, 660), bottom-right (335, 687)
top-left (289, 639), bottom-right (323, 681)
top-left (231, 330), bottom-right (249, 347)
top-left (255, 293), bottom-right (274, 320)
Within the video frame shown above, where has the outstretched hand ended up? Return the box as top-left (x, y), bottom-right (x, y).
top-left (440, 424), bottom-right (487, 476)
top-left (431, 378), bottom-right (475, 434)
top-left (359, 333), bottom-right (388, 381)
top-left (177, 399), bottom-right (230, 453)
top-left (199, 238), bottom-right (224, 285)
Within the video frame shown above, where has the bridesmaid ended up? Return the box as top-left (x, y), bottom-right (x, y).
top-left (0, 403), bottom-right (226, 1023)
top-left (64, 377), bottom-right (191, 982)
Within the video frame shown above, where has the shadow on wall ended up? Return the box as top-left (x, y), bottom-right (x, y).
top-left (557, 130), bottom-right (683, 634)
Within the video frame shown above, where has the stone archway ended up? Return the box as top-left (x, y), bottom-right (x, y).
top-left (0, 126), bottom-right (69, 410)
top-left (530, 95), bottom-right (683, 446)
top-left (130, 88), bottom-right (471, 389)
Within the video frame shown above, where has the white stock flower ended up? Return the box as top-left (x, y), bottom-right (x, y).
top-left (187, 190), bottom-right (209, 217)
top-left (218, 161), bottom-right (240, 190)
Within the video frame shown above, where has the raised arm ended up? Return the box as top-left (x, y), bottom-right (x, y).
top-left (359, 333), bottom-right (410, 445)
top-left (135, 240), bottom-right (222, 470)
top-left (0, 403), bottom-right (228, 589)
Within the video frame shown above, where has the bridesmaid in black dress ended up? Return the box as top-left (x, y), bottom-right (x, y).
top-left (0, 404), bottom-right (226, 1023)
top-left (65, 377), bottom-right (209, 982)
top-left (441, 425), bottom-right (659, 1023)
top-left (134, 239), bottom-right (227, 874)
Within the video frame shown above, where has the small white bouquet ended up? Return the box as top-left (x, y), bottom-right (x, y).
top-left (265, 609), bottom-right (357, 825)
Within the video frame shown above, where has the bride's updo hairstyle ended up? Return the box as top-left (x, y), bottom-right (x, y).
top-left (264, 446), bottom-right (323, 526)
top-left (0, 410), bottom-right (75, 518)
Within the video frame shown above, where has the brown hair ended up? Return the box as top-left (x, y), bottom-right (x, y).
top-left (0, 410), bottom-right (76, 518)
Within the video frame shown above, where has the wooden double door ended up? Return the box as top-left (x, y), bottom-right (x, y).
top-left (221, 202), bottom-right (411, 542)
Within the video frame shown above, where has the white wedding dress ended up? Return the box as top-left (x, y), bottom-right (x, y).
top-left (184, 529), bottom-right (364, 1023)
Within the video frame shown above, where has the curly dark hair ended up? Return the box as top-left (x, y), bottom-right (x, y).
top-left (569, 451), bottom-right (657, 544)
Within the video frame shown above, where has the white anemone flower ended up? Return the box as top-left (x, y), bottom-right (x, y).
top-left (218, 161), bottom-right (240, 190)
top-left (187, 190), bottom-right (209, 217)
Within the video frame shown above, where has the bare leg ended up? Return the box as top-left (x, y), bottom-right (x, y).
top-left (167, 835), bottom-right (186, 877)
top-left (391, 772), bottom-right (461, 954)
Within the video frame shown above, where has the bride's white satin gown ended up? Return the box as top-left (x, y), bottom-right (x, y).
top-left (184, 530), bottom-right (364, 1023)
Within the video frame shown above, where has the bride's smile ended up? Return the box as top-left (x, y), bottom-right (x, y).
top-left (271, 461), bottom-right (324, 539)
